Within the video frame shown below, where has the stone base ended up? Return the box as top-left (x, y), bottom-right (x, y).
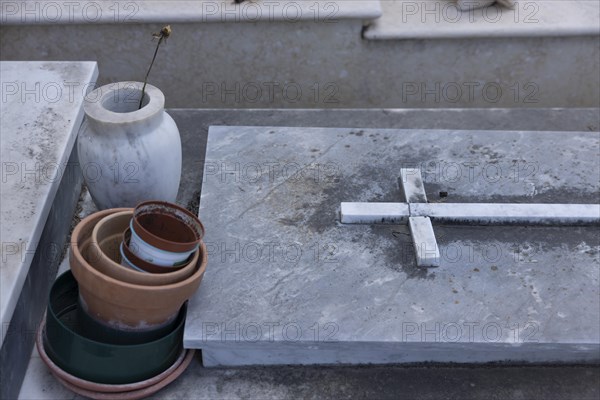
top-left (201, 342), bottom-right (599, 367)
top-left (185, 125), bottom-right (600, 367)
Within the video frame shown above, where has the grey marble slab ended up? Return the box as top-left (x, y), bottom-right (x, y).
top-left (185, 126), bottom-right (600, 366)
top-left (0, 61), bottom-right (97, 346)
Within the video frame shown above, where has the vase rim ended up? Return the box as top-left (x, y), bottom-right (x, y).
top-left (83, 81), bottom-right (164, 124)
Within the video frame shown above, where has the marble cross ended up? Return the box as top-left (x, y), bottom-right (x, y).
top-left (341, 169), bottom-right (600, 268)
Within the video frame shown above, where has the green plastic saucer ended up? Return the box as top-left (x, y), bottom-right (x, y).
top-left (44, 271), bottom-right (185, 384)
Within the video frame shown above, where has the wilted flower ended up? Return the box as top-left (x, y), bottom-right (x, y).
top-left (140, 25), bottom-right (172, 109)
top-left (153, 25), bottom-right (172, 41)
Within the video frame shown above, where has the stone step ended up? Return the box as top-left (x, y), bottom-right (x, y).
top-left (364, 0), bottom-right (600, 40)
top-left (0, 0), bottom-right (382, 24)
top-left (0, 61), bottom-right (98, 399)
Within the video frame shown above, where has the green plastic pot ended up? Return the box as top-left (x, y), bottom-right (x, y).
top-left (44, 271), bottom-right (185, 384)
top-left (77, 295), bottom-right (181, 345)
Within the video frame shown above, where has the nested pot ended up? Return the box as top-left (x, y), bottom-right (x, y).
top-left (85, 210), bottom-right (198, 286)
top-left (70, 209), bottom-right (207, 330)
top-left (121, 229), bottom-right (187, 274)
top-left (130, 201), bottom-right (205, 266)
top-left (78, 82), bottom-right (181, 210)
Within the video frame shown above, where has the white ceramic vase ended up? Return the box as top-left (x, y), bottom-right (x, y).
top-left (78, 82), bottom-right (182, 210)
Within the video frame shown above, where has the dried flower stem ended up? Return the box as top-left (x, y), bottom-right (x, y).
top-left (139, 25), bottom-right (171, 110)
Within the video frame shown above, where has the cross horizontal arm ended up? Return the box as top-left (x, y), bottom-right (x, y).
top-left (340, 202), bottom-right (410, 224)
top-left (411, 203), bottom-right (600, 226)
top-left (341, 202), bottom-right (600, 226)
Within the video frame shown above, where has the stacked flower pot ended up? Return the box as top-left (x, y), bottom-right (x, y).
top-left (37, 201), bottom-right (207, 399)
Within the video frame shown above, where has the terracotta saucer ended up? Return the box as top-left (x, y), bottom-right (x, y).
top-left (53, 351), bottom-right (195, 400)
top-left (36, 318), bottom-right (195, 396)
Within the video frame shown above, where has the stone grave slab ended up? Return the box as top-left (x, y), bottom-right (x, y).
top-left (185, 126), bottom-right (600, 366)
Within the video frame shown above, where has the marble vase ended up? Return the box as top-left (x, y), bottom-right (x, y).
top-left (78, 82), bottom-right (181, 210)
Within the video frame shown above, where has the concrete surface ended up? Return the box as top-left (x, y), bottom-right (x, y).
top-left (2, 23), bottom-right (599, 108)
top-left (18, 350), bottom-right (600, 400)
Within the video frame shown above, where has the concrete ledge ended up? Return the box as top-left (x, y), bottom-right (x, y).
top-left (0, 61), bottom-right (97, 346)
top-left (0, 0), bottom-right (382, 25)
top-left (0, 147), bottom-right (83, 400)
top-left (365, 0), bottom-right (600, 39)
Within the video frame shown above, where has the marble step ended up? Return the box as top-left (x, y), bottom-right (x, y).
top-left (0, 0), bottom-right (382, 24)
top-left (364, 0), bottom-right (600, 39)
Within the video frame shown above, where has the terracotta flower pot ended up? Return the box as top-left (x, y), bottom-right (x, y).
top-left (130, 201), bottom-right (204, 265)
top-left (70, 209), bottom-right (208, 330)
top-left (118, 244), bottom-right (147, 273)
top-left (122, 229), bottom-right (187, 274)
top-left (129, 225), bottom-right (195, 267)
top-left (88, 210), bottom-right (198, 286)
